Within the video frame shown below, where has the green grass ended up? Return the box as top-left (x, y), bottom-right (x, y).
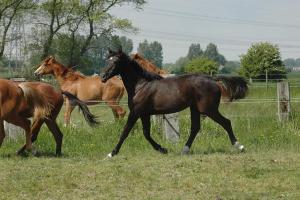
top-left (1, 82), bottom-right (300, 199)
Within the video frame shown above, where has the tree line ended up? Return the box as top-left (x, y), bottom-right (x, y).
top-left (0, 0), bottom-right (295, 80)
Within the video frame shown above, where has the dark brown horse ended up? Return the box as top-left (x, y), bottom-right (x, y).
top-left (0, 79), bottom-right (96, 155)
top-left (34, 56), bottom-right (126, 126)
top-left (101, 49), bottom-right (248, 157)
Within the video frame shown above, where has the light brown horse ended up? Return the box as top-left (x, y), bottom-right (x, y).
top-left (34, 56), bottom-right (126, 126)
top-left (131, 53), bottom-right (168, 75)
top-left (0, 79), bottom-right (96, 155)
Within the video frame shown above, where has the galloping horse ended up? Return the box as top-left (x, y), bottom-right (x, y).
top-left (131, 53), bottom-right (168, 75)
top-left (101, 49), bottom-right (248, 157)
top-left (0, 79), bottom-right (96, 155)
top-left (34, 56), bottom-right (126, 126)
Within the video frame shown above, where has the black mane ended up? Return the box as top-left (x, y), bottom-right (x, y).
top-left (126, 54), bottom-right (163, 81)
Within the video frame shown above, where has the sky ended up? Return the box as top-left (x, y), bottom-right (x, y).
top-left (110, 0), bottom-right (300, 63)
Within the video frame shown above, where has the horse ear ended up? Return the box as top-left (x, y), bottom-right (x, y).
top-left (134, 53), bottom-right (141, 59)
top-left (108, 48), bottom-right (113, 54)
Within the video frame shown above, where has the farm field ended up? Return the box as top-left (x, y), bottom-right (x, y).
top-left (1, 81), bottom-right (300, 199)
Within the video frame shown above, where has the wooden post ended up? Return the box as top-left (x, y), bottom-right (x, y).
top-left (153, 74), bottom-right (180, 142)
top-left (277, 82), bottom-right (290, 122)
top-left (265, 70), bottom-right (268, 89)
top-left (4, 122), bottom-right (24, 140)
top-left (163, 113), bottom-right (179, 143)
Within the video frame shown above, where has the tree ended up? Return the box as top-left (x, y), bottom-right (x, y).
top-left (240, 42), bottom-right (286, 79)
top-left (149, 41), bottom-right (163, 67)
top-left (220, 61), bottom-right (240, 74)
top-left (34, 0), bottom-right (144, 61)
top-left (184, 57), bottom-right (218, 75)
top-left (203, 43), bottom-right (226, 65)
top-left (111, 35), bottom-right (133, 54)
top-left (187, 43), bottom-right (202, 60)
top-left (137, 40), bottom-right (163, 67)
top-left (0, 0), bottom-right (34, 58)
top-left (283, 58), bottom-right (296, 68)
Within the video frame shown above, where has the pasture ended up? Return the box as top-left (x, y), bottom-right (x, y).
top-left (1, 82), bottom-right (300, 199)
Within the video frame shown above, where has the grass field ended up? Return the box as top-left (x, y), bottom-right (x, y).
top-left (1, 80), bottom-right (300, 199)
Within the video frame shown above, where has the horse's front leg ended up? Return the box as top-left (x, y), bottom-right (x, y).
top-left (141, 115), bottom-right (167, 154)
top-left (0, 120), bottom-right (5, 147)
top-left (108, 112), bottom-right (138, 157)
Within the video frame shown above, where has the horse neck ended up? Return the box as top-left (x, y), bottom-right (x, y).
top-left (120, 68), bottom-right (145, 98)
top-left (52, 64), bottom-right (77, 86)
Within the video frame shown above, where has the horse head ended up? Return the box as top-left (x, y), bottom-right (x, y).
top-left (101, 48), bottom-right (126, 83)
top-left (34, 56), bottom-right (57, 76)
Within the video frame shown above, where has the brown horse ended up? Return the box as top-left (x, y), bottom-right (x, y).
top-left (34, 56), bottom-right (126, 126)
top-left (131, 53), bottom-right (168, 75)
top-left (101, 49), bottom-right (248, 157)
top-left (0, 79), bottom-right (96, 155)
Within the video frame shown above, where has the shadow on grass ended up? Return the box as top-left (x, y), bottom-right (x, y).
top-left (0, 151), bottom-right (68, 158)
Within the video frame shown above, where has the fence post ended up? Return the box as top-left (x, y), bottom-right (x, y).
top-left (277, 82), bottom-right (291, 122)
top-left (153, 74), bottom-right (180, 142)
top-left (4, 122), bottom-right (24, 140)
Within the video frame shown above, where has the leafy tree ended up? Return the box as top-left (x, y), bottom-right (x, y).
top-left (240, 42), bottom-right (286, 79)
top-left (34, 0), bottom-right (144, 61)
top-left (283, 58), bottom-right (296, 68)
top-left (184, 57), bottom-right (218, 75)
top-left (295, 58), bottom-right (300, 66)
top-left (172, 56), bottom-right (190, 74)
top-left (220, 61), bottom-right (240, 74)
top-left (137, 40), bottom-right (163, 67)
top-left (203, 43), bottom-right (226, 65)
top-left (187, 43), bottom-right (202, 60)
top-left (111, 35), bottom-right (133, 54)
top-left (0, 0), bottom-right (34, 58)
top-left (149, 41), bottom-right (163, 67)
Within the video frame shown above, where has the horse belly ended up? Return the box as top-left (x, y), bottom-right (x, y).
top-left (152, 90), bottom-right (189, 114)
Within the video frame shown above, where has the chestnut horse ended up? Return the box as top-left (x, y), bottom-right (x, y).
top-left (101, 49), bottom-right (248, 157)
top-left (131, 53), bottom-right (168, 75)
top-left (0, 79), bottom-right (97, 155)
top-left (34, 56), bottom-right (126, 126)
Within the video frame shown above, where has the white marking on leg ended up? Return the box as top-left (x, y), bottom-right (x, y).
top-left (182, 145), bottom-right (190, 154)
top-left (234, 141), bottom-right (244, 151)
top-left (107, 153), bottom-right (113, 158)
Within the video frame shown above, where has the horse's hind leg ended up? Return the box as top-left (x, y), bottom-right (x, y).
top-left (17, 119), bottom-right (44, 155)
top-left (45, 119), bottom-right (63, 156)
top-left (0, 120), bottom-right (5, 147)
top-left (64, 98), bottom-right (75, 126)
top-left (207, 110), bottom-right (244, 151)
top-left (12, 117), bottom-right (31, 151)
top-left (107, 101), bottom-right (126, 119)
top-left (182, 106), bottom-right (201, 154)
top-left (141, 115), bottom-right (167, 154)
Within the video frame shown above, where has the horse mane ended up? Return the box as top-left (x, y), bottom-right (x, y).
top-left (131, 53), bottom-right (168, 75)
top-left (57, 62), bottom-right (85, 81)
top-left (126, 54), bottom-right (163, 81)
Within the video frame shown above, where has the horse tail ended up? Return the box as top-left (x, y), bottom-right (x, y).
top-left (18, 82), bottom-right (52, 122)
top-left (61, 91), bottom-right (98, 126)
top-left (215, 76), bottom-right (248, 101)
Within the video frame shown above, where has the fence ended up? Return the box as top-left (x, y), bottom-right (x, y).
top-left (3, 79), bottom-right (298, 142)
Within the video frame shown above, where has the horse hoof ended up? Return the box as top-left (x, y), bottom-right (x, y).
top-left (159, 147), bottom-right (168, 154)
top-left (234, 142), bottom-right (245, 152)
top-left (181, 146), bottom-right (190, 155)
top-left (107, 152), bottom-right (113, 158)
